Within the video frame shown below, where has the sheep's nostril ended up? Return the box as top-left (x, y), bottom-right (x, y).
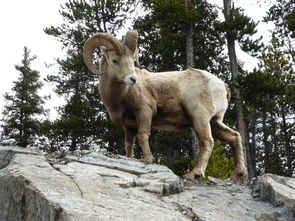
top-left (130, 76), bottom-right (137, 84)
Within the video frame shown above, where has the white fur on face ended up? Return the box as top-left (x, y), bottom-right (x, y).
top-left (105, 48), bottom-right (137, 85)
top-left (124, 72), bottom-right (138, 85)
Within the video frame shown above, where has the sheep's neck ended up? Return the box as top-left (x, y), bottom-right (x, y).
top-left (99, 75), bottom-right (129, 112)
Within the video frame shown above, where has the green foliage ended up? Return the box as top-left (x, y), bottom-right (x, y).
top-left (164, 141), bottom-right (234, 179)
top-left (228, 0), bottom-right (295, 177)
top-left (264, 0), bottom-right (295, 38)
top-left (134, 0), bottom-right (227, 75)
top-left (264, 0), bottom-right (295, 59)
top-left (286, 11), bottom-right (295, 37)
top-left (43, 0), bottom-right (137, 151)
top-left (205, 141), bottom-right (234, 180)
top-left (240, 36), bottom-right (295, 177)
top-left (219, 7), bottom-right (256, 40)
top-left (240, 37), bottom-right (294, 111)
top-left (165, 156), bottom-right (193, 176)
top-left (216, 6), bottom-right (263, 56)
top-left (1, 47), bottom-right (46, 147)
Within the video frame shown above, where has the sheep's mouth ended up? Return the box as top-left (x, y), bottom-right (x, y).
top-left (124, 74), bottom-right (138, 85)
top-left (125, 80), bottom-right (137, 86)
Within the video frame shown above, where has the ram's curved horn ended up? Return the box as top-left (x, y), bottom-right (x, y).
top-left (123, 30), bottom-right (138, 53)
top-left (123, 30), bottom-right (141, 68)
top-left (83, 33), bottom-right (124, 75)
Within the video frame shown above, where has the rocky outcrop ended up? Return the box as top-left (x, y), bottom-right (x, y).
top-left (251, 174), bottom-right (295, 219)
top-left (0, 146), bottom-right (294, 221)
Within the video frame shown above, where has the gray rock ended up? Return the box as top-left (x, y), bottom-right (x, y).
top-left (0, 146), bottom-right (38, 169)
top-left (65, 152), bottom-right (149, 175)
top-left (0, 146), bottom-right (294, 221)
top-left (251, 173), bottom-right (295, 219)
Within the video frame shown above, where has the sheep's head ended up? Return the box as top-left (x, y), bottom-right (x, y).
top-left (83, 30), bottom-right (139, 85)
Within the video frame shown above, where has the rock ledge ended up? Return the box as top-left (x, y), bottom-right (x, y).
top-left (0, 146), bottom-right (294, 221)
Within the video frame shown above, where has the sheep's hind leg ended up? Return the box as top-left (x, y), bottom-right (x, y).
top-left (124, 127), bottom-right (137, 158)
top-left (211, 118), bottom-right (247, 182)
top-left (185, 119), bottom-right (214, 180)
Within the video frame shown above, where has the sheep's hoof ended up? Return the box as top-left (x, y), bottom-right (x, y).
top-left (230, 169), bottom-right (247, 184)
top-left (139, 157), bottom-right (154, 164)
top-left (125, 154), bottom-right (134, 158)
top-left (184, 171), bottom-right (205, 180)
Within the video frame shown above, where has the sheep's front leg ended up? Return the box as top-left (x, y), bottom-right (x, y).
top-left (137, 108), bottom-right (154, 163)
top-left (124, 127), bottom-right (137, 158)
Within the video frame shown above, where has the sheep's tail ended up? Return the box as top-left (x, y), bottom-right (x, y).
top-left (225, 83), bottom-right (231, 102)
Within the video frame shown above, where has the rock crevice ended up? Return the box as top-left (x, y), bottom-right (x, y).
top-left (51, 164), bottom-right (84, 198)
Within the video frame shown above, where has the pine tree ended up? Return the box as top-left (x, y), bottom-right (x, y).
top-left (263, 0), bottom-right (295, 177)
top-left (135, 0), bottom-right (226, 74)
top-left (220, 0), bottom-right (263, 179)
top-left (1, 47), bottom-right (46, 147)
top-left (240, 37), bottom-right (295, 176)
top-left (262, 38), bottom-right (294, 176)
top-left (44, 0), bottom-right (137, 151)
top-left (264, 0), bottom-right (295, 58)
top-left (233, 0), bottom-right (295, 177)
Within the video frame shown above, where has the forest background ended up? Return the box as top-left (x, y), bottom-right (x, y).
top-left (0, 0), bottom-right (294, 179)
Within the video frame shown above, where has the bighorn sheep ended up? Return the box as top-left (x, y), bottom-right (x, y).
top-left (83, 30), bottom-right (247, 181)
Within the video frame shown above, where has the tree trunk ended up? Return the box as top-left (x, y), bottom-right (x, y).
top-left (70, 136), bottom-right (77, 152)
top-left (223, 0), bottom-right (251, 179)
top-left (270, 113), bottom-right (281, 175)
top-left (248, 111), bottom-right (257, 177)
top-left (19, 99), bottom-right (25, 147)
top-left (281, 106), bottom-right (292, 177)
top-left (262, 111), bottom-right (270, 173)
top-left (184, 0), bottom-right (199, 160)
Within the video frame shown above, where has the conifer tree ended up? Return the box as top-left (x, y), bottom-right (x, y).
top-left (233, 0), bottom-right (295, 177)
top-left (1, 47), bottom-right (46, 147)
top-left (264, 0), bottom-right (295, 58)
top-left (44, 0), bottom-right (136, 151)
top-left (221, 0), bottom-right (263, 179)
top-left (263, 0), bottom-right (295, 177)
top-left (135, 0), bottom-right (226, 74)
top-left (240, 37), bottom-right (295, 176)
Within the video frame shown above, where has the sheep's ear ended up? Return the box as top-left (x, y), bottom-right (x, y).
top-left (100, 46), bottom-right (109, 58)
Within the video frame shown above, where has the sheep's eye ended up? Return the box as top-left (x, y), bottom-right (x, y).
top-left (112, 59), bottom-right (119, 64)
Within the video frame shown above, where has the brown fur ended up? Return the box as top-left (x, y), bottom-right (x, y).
top-left (83, 30), bottom-right (247, 182)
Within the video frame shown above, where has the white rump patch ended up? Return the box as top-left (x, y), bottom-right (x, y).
top-left (201, 70), bottom-right (228, 117)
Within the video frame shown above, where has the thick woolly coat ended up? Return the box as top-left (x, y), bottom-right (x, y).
top-left (99, 60), bottom-right (229, 132)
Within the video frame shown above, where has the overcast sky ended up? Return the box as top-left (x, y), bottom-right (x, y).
top-left (0, 0), bottom-right (67, 118)
top-left (0, 0), bottom-right (274, 119)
